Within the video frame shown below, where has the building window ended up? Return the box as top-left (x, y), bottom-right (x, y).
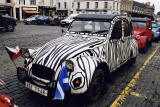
top-left (41, 0), bottom-right (44, 5)
top-left (50, 0), bottom-right (53, 6)
top-left (64, 2), bottom-right (67, 9)
top-left (72, 3), bottom-right (74, 8)
top-left (30, 0), bottom-right (36, 5)
top-left (77, 2), bottom-right (80, 9)
top-left (113, 2), bottom-right (115, 10)
top-left (104, 2), bottom-right (108, 8)
top-left (95, 2), bottom-right (98, 9)
top-left (86, 2), bottom-right (89, 8)
top-left (58, 2), bottom-right (60, 9)
top-left (19, 0), bottom-right (25, 5)
top-left (117, 3), bottom-right (119, 10)
top-left (6, 0), bottom-right (11, 3)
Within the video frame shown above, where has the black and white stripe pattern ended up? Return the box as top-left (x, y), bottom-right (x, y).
top-left (25, 15), bottom-right (138, 94)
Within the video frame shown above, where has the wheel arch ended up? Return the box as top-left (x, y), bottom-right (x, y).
top-left (95, 62), bottom-right (110, 83)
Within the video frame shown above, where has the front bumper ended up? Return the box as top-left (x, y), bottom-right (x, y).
top-left (17, 67), bottom-right (57, 99)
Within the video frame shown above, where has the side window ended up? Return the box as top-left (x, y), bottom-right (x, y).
top-left (110, 20), bottom-right (122, 39)
top-left (124, 21), bottom-right (132, 37)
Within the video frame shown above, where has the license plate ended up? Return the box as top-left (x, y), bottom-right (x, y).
top-left (25, 82), bottom-right (48, 96)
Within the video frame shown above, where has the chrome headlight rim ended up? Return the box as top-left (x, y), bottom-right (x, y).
top-left (65, 60), bottom-right (74, 71)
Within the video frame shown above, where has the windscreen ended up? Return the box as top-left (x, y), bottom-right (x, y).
top-left (69, 20), bottom-right (110, 35)
top-left (132, 22), bottom-right (146, 28)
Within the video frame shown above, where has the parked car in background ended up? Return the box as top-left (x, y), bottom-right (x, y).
top-left (17, 14), bottom-right (138, 102)
top-left (0, 14), bottom-right (17, 32)
top-left (49, 16), bottom-right (60, 25)
top-left (24, 15), bottom-right (41, 25)
top-left (61, 14), bottom-right (78, 26)
top-left (157, 21), bottom-right (160, 27)
top-left (132, 17), bottom-right (153, 53)
top-left (152, 21), bottom-right (160, 42)
top-left (36, 16), bottom-right (50, 25)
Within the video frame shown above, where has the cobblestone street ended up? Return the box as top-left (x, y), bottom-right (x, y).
top-left (0, 23), bottom-right (160, 107)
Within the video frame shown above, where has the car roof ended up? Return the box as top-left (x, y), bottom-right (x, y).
top-left (131, 17), bottom-right (150, 22)
top-left (74, 14), bottom-right (118, 21)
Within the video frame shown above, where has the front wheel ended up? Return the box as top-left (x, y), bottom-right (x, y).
top-left (85, 68), bottom-right (105, 101)
top-left (128, 57), bottom-right (136, 66)
top-left (6, 24), bottom-right (15, 32)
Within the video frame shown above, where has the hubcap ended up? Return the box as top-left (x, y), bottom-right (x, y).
top-left (8, 25), bottom-right (13, 30)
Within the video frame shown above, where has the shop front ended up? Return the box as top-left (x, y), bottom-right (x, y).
top-left (22, 7), bottom-right (39, 19)
top-left (0, 5), bottom-right (13, 17)
top-left (56, 10), bottom-right (68, 17)
top-left (38, 6), bottom-right (56, 16)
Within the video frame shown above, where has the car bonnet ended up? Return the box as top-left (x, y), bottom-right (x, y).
top-left (31, 36), bottom-right (105, 71)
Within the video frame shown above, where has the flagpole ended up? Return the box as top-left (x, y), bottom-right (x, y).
top-left (12, 61), bottom-right (18, 69)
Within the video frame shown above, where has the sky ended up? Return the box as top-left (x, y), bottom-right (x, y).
top-left (134, 0), bottom-right (160, 14)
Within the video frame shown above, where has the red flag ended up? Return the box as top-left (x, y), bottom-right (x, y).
top-left (5, 46), bottom-right (21, 61)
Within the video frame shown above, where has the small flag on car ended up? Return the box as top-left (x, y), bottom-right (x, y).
top-left (5, 46), bottom-right (21, 61)
top-left (54, 66), bottom-right (69, 100)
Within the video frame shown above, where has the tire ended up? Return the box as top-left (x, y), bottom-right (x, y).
top-left (149, 37), bottom-right (153, 47)
top-left (6, 24), bottom-right (15, 32)
top-left (31, 21), bottom-right (36, 25)
top-left (128, 57), bottom-right (136, 66)
top-left (85, 68), bottom-right (105, 101)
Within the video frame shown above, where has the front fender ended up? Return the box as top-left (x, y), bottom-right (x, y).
top-left (136, 36), bottom-right (148, 49)
top-left (69, 56), bottom-right (105, 94)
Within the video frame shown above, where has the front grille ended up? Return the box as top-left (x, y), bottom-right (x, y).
top-left (32, 64), bottom-right (54, 81)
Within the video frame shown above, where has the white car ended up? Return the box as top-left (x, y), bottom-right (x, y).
top-left (61, 14), bottom-right (78, 26)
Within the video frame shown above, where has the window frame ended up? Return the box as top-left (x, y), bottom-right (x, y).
top-left (64, 2), bottom-right (67, 9)
top-left (86, 2), bottom-right (89, 8)
top-left (110, 20), bottom-right (122, 40)
top-left (95, 2), bottom-right (98, 9)
top-left (123, 20), bottom-right (132, 37)
top-left (104, 2), bottom-right (108, 8)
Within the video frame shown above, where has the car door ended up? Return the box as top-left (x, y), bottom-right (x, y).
top-left (122, 19), bottom-right (132, 60)
top-left (108, 19), bottom-right (123, 71)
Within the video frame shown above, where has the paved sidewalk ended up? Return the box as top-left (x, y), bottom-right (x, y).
top-left (111, 46), bottom-right (160, 107)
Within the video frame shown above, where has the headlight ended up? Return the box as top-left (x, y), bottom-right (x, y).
top-left (65, 60), bottom-right (74, 71)
top-left (136, 35), bottom-right (140, 40)
top-left (21, 48), bottom-right (30, 58)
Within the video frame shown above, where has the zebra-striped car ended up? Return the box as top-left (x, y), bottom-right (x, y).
top-left (18, 14), bottom-right (138, 101)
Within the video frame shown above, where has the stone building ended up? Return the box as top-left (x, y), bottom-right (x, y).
top-left (132, 1), bottom-right (154, 19)
top-left (120, 0), bottom-right (133, 17)
top-left (0, 0), bottom-right (56, 21)
top-left (56, 0), bottom-right (74, 16)
top-left (73, 0), bottom-right (121, 15)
